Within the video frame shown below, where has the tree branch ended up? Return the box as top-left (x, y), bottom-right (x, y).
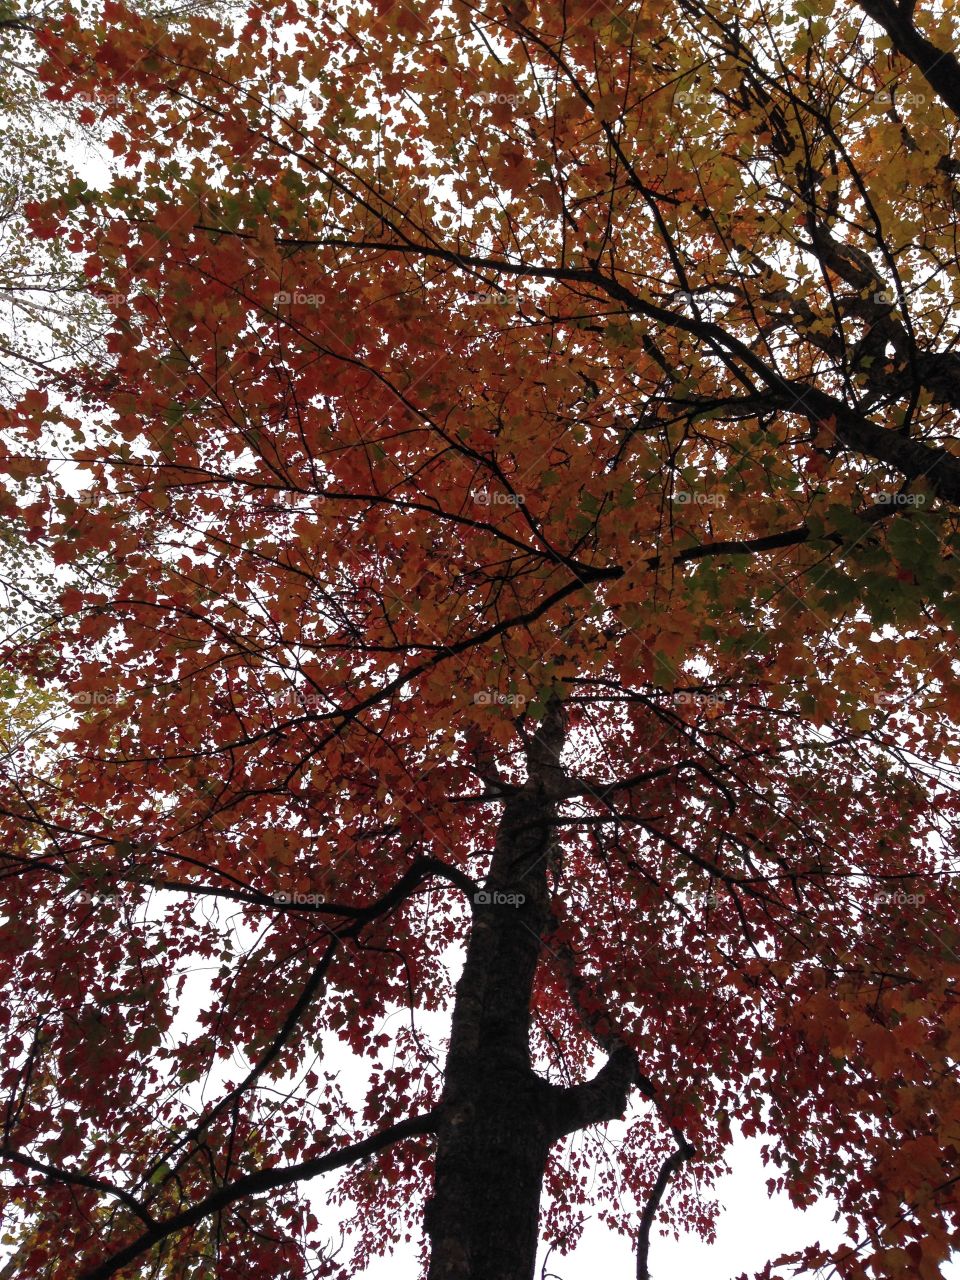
top-left (140, 937), bottom-right (341, 1197)
top-left (78, 1110), bottom-right (439, 1280)
top-left (858, 1), bottom-right (960, 121)
top-left (138, 855), bottom-right (476, 1192)
top-left (549, 1044), bottom-right (645, 1138)
top-left (636, 1130), bottom-right (695, 1280)
top-left (0, 1147), bottom-right (156, 1227)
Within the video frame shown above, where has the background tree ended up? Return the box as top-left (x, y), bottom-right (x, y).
top-left (0, 0), bottom-right (242, 397)
top-left (4, 1), bottom-right (960, 1278)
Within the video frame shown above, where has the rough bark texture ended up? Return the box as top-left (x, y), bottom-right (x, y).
top-left (425, 704), bottom-right (638, 1280)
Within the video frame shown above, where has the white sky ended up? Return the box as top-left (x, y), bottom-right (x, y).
top-left (342, 1134), bottom-right (960, 1280)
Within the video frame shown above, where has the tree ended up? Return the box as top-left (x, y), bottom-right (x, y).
top-left (0, 0), bottom-right (242, 398)
top-left (4, 0), bottom-right (960, 1277)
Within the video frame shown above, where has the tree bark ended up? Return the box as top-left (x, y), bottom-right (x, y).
top-left (425, 704), bottom-right (639, 1280)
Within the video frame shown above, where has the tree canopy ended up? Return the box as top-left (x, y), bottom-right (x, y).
top-left (4, 1), bottom-right (960, 1277)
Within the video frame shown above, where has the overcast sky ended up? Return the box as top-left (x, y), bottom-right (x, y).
top-left (350, 1132), bottom-right (960, 1280)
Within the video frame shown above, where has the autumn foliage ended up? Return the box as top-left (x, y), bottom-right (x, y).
top-left (3, 0), bottom-right (960, 1276)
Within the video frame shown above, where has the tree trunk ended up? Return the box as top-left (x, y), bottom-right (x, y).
top-left (425, 704), bottom-right (639, 1280)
